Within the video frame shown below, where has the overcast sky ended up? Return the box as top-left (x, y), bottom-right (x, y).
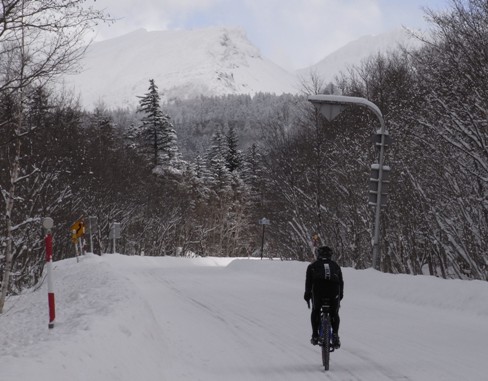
top-left (90, 0), bottom-right (450, 70)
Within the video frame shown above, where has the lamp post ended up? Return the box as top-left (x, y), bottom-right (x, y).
top-left (308, 94), bottom-right (390, 270)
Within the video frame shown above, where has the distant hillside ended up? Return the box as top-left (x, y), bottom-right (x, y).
top-left (63, 27), bottom-right (300, 110)
top-left (296, 28), bottom-right (423, 84)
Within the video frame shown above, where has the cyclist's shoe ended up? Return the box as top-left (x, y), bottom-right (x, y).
top-left (332, 335), bottom-right (341, 349)
top-left (310, 335), bottom-right (319, 345)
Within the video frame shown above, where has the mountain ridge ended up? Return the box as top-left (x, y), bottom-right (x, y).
top-left (297, 28), bottom-right (423, 83)
top-left (63, 27), bottom-right (420, 110)
top-left (64, 27), bottom-right (300, 110)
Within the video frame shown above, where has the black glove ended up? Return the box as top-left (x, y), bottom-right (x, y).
top-left (304, 292), bottom-right (312, 303)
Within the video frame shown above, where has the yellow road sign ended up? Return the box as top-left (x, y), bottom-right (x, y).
top-left (70, 220), bottom-right (85, 240)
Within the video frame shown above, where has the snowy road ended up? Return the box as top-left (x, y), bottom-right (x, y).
top-left (1, 254), bottom-right (488, 380)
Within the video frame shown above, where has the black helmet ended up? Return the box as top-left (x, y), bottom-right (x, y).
top-left (317, 246), bottom-right (333, 259)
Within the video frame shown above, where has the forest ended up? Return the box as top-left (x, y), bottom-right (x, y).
top-left (0, 0), bottom-right (487, 309)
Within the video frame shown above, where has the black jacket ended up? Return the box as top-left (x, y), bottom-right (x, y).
top-left (305, 257), bottom-right (344, 304)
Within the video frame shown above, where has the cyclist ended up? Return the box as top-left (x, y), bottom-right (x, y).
top-left (304, 245), bottom-right (343, 348)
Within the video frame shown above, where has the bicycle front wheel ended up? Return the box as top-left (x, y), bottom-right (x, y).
top-left (321, 316), bottom-right (330, 370)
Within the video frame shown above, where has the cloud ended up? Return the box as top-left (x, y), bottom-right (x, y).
top-left (92, 0), bottom-right (221, 39)
top-left (240, 0), bottom-right (383, 69)
top-left (90, 0), bottom-right (444, 70)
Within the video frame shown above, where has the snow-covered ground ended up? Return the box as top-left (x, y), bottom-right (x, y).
top-left (1, 253), bottom-right (487, 380)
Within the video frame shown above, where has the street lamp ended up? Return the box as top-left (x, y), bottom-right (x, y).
top-left (308, 94), bottom-right (390, 270)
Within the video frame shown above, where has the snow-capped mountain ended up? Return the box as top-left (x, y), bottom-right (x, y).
top-left (63, 27), bottom-right (301, 110)
top-left (63, 27), bottom-right (422, 110)
top-left (297, 28), bottom-right (423, 83)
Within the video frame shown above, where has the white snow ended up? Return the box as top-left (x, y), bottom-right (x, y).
top-left (1, 253), bottom-right (487, 380)
top-left (297, 28), bottom-right (424, 84)
top-left (62, 27), bottom-right (300, 110)
top-left (62, 27), bottom-right (420, 111)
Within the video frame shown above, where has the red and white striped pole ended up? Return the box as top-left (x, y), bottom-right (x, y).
top-left (43, 217), bottom-right (55, 329)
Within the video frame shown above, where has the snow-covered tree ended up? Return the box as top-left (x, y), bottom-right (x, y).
top-left (225, 124), bottom-right (242, 172)
top-left (136, 79), bottom-right (180, 169)
top-left (0, 0), bottom-right (108, 313)
top-left (407, 0), bottom-right (488, 279)
top-left (205, 130), bottom-right (232, 192)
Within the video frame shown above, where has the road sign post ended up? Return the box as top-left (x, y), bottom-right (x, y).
top-left (259, 218), bottom-right (270, 259)
top-left (86, 216), bottom-right (98, 254)
top-left (71, 220), bottom-right (85, 262)
top-left (109, 222), bottom-right (121, 254)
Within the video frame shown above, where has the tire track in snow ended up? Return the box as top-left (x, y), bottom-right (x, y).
top-left (336, 342), bottom-right (412, 380)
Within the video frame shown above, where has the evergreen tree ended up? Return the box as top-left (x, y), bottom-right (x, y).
top-left (241, 143), bottom-right (265, 205)
top-left (241, 143), bottom-right (262, 185)
top-left (225, 124), bottom-right (242, 172)
top-left (136, 79), bottom-right (179, 168)
top-left (194, 155), bottom-right (207, 179)
top-left (206, 130), bottom-right (232, 191)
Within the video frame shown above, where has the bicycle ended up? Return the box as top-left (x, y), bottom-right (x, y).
top-left (307, 299), bottom-right (337, 371)
top-left (318, 302), bottom-right (336, 371)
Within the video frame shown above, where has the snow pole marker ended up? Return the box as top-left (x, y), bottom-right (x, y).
top-left (43, 217), bottom-right (55, 329)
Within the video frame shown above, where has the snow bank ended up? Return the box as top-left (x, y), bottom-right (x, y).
top-left (346, 268), bottom-right (488, 317)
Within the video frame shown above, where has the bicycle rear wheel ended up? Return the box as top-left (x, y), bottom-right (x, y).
top-left (321, 315), bottom-right (330, 370)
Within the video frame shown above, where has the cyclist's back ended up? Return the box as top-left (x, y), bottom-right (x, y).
top-left (309, 260), bottom-right (342, 305)
top-left (304, 246), bottom-right (344, 347)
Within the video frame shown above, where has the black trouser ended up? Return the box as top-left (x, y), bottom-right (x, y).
top-left (311, 301), bottom-right (340, 336)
